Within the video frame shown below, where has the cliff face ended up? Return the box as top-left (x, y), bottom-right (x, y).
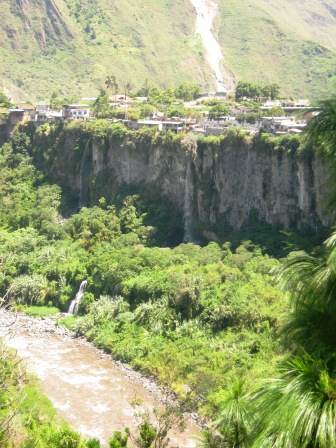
top-left (43, 125), bottom-right (329, 237)
top-left (0, 116), bottom-right (15, 146)
top-left (194, 139), bottom-right (328, 232)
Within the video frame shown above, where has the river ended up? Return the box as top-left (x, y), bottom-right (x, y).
top-left (1, 312), bottom-right (199, 447)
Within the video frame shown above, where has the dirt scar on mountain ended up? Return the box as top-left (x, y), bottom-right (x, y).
top-left (189, 0), bottom-right (232, 91)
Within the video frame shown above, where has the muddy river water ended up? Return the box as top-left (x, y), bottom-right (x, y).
top-left (1, 312), bottom-right (199, 447)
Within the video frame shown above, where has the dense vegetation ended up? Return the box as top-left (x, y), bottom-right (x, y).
top-left (1, 96), bottom-right (336, 446)
top-left (0, 121), bottom-right (289, 445)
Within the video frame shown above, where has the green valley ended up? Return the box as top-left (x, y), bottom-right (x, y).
top-left (1, 1), bottom-right (336, 444)
top-left (1, 96), bottom-right (336, 445)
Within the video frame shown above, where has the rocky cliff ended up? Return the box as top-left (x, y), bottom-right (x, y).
top-left (0, 122), bottom-right (8, 147)
top-left (35, 123), bottom-right (330, 240)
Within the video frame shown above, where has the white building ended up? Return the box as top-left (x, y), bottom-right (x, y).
top-left (62, 104), bottom-right (90, 120)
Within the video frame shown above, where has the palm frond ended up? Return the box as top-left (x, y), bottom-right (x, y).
top-left (275, 234), bottom-right (336, 355)
top-left (216, 379), bottom-right (252, 447)
top-left (306, 99), bottom-right (336, 159)
top-left (249, 356), bottom-right (336, 448)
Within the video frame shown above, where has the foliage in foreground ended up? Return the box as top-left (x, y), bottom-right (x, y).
top-left (230, 98), bottom-right (336, 448)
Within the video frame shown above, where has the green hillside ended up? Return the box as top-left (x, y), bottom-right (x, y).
top-left (0, 0), bottom-right (335, 101)
top-left (218, 0), bottom-right (336, 99)
top-left (0, 0), bottom-right (206, 102)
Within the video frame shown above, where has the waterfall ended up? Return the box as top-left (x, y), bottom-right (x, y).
top-left (112, 283), bottom-right (121, 297)
top-left (79, 139), bottom-right (91, 208)
top-left (189, 0), bottom-right (233, 92)
top-left (68, 280), bottom-right (88, 315)
top-left (183, 159), bottom-right (194, 243)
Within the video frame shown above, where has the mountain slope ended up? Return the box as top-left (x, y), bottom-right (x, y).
top-left (218, 0), bottom-right (336, 98)
top-left (0, 0), bottom-right (207, 101)
top-left (0, 0), bottom-right (335, 101)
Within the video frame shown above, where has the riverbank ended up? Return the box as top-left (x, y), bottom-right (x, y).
top-left (0, 311), bottom-right (200, 447)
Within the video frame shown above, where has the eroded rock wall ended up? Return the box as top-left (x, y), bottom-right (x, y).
top-left (47, 127), bottom-right (330, 234)
top-left (194, 139), bottom-right (328, 231)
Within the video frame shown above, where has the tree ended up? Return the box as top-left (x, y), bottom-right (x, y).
top-left (50, 92), bottom-right (80, 111)
top-left (236, 81), bottom-right (280, 101)
top-left (135, 421), bottom-right (156, 448)
top-left (93, 91), bottom-right (116, 118)
top-left (200, 430), bottom-right (227, 448)
top-left (0, 301), bottom-right (25, 444)
top-left (105, 75), bottom-right (119, 100)
top-left (86, 439), bottom-right (101, 448)
top-left (235, 81), bottom-right (250, 100)
top-left (235, 81), bottom-right (261, 101)
top-left (109, 429), bottom-right (130, 448)
top-left (137, 79), bottom-right (151, 97)
top-left (216, 379), bottom-right (251, 447)
top-left (208, 104), bottom-right (229, 120)
top-left (306, 98), bottom-right (336, 158)
top-left (139, 103), bottom-right (156, 119)
top-left (129, 395), bottom-right (186, 448)
top-left (50, 428), bottom-right (82, 447)
top-left (11, 131), bottom-right (31, 155)
top-left (107, 395), bottom-right (186, 448)
top-left (266, 106), bottom-right (285, 117)
top-left (306, 98), bottom-right (336, 213)
top-left (10, 274), bottom-right (49, 305)
top-left (236, 111), bottom-right (262, 124)
top-left (0, 91), bottom-right (11, 109)
top-left (124, 82), bottom-right (134, 99)
top-left (261, 84), bottom-right (280, 100)
top-left (250, 354), bottom-right (336, 448)
top-left (268, 83), bottom-right (280, 100)
top-left (165, 105), bottom-right (186, 118)
top-left (174, 82), bottom-right (201, 101)
top-left (246, 239), bottom-right (336, 447)
top-left (148, 88), bottom-right (173, 107)
top-left (249, 84), bottom-right (261, 101)
top-left (127, 107), bottom-right (141, 121)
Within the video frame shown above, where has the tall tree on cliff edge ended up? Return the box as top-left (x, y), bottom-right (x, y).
top-left (244, 99), bottom-right (336, 447)
top-left (0, 91), bottom-right (11, 109)
top-left (307, 99), bottom-right (336, 157)
top-left (306, 99), bottom-right (336, 215)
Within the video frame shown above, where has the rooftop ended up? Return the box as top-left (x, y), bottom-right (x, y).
top-left (63, 104), bottom-right (90, 108)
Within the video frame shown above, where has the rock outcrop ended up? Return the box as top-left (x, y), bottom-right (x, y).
top-left (38, 125), bottom-right (330, 238)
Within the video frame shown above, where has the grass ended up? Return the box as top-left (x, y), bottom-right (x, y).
top-left (57, 315), bottom-right (77, 328)
top-left (0, 0), bottom-right (205, 102)
top-left (218, 0), bottom-right (336, 99)
top-left (21, 377), bottom-right (61, 423)
top-left (0, 0), bottom-right (335, 101)
top-left (21, 305), bottom-right (60, 318)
